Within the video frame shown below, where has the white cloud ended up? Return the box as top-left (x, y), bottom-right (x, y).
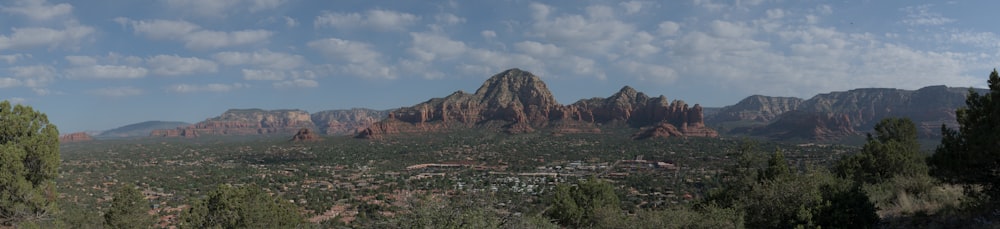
top-left (710, 20), bottom-right (753, 38)
top-left (0, 0), bottom-right (73, 21)
top-left (212, 50), bottom-right (306, 70)
top-left (9, 65), bottom-right (56, 87)
top-left (514, 41), bottom-right (562, 58)
top-left (90, 86), bottom-right (143, 97)
top-left (314, 9), bottom-right (419, 31)
top-left (167, 83), bottom-right (248, 93)
top-left (0, 25), bottom-right (95, 50)
top-left (242, 69), bottom-right (285, 80)
top-left (0, 78), bottom-right (21, 88)
top-left (120, 18), bottom-right (272, 50)
top-left (408, 32), bottom-right (468, 62)
top-left (273, 79), bottom-right (318, 88)
top-left (183, 30), bottom-right (273, 50)
top-left (162, 0), bottom-right (287, 16)
top-left (65, 55), bottom-right (97, 66)
top-left (948, 32), bottom-right (1000, 49)
top-left (146, 55), bottom-right (218, 76)
top-left (658, 21), bottom-right (681, 36)
top-left (284, 16), bottom-right (298, 27)
top-left (481, 30), bottom-right (496, 39)
top-left (308, 38), bottom-right (381, 64)
top-left (0, 54), bottom-right (28, 64)
top-left (620, 1), bottom-right (648, 15)
top-left (66, 65), bottom-right (148, 79)
top-left (528, 3), bottom-right (636, 56)
top-left (435, 13), bottom-right (465, 26)
top-left (901, 4), bottom-right (954, 26)
top-left (309, 38), bottom-right (395, 79)
top-left (121, 19), bottom-right (200, 39)
top-left (528, 3), bottom-right (550, 21)
top-left (617, 60), bottom-right (678, 83)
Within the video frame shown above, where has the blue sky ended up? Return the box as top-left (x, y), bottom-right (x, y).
top-left (1, 0), bottom-right (998, 133)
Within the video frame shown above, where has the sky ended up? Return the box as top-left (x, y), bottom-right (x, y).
top-left (1, 0), bottom-right (999, 133)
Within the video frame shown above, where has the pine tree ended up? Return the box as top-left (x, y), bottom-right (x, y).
top-left (104, 184), bottom-right (155, 228)
top-left (0, 101), bottom-right (60, 226)
top-left (930, 69), bottom-right (1000, 204)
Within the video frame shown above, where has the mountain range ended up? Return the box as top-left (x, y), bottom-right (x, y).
top-left (79, 68), bottom-right (984, 143)
top-left (705, 85), bottom-right (986, 141)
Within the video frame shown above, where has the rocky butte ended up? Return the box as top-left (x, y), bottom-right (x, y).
top-left (358, 68), bottom-right (717, 139)
top-left (59, 132), bottom-right (94, 143)
top-left (151, 109), bottom-right (315, 137)
top-left (290, 128), bottom-right (321, 142)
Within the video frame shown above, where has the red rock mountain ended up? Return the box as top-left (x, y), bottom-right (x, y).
top-left (311, 109), bottom-right (388, 135)
top-left (290, 128), bottom-right (321, 142)
top-left (59, 132), bottom-right (94, 143)
top-left (707, 85), bottom-right (986, 140)
top-left (151, 109), bottom-right (315, 137)
top-left (358, 68), bottom-right (717, 139)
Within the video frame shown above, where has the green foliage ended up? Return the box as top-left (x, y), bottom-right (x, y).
top-left (707, 141), bottom-right (878, 229)
top-left (180, 184), bottom-right (303, 229)
top-left (545, 178), bottom-right (620, 227)
top-left (0, 100), bottom-right (60, 226)
top-left (104, 184), bottom-right (155, 229)
top-left (931, 69), bottom-right (1000, 204)
top-left (835, 117), bottom-right (927, 184)
top-left (760, 150), bottom-right (790, 181)
top-left (388, 195), bottom-right (493, 229)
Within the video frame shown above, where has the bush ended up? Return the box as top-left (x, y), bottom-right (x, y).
top-left (180, 184), bottom-right (303, 228)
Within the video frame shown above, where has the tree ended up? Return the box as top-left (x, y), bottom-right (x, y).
top-left (707, 141), bottom-right (877, 229)
top-left (180, 184), bottom-right (303, 229)
top-left (104, 184), bottom-right (155, 228)
top-left (0, 101), bottom-right (60, 226)
top-left (760, 150), bottom-right (790, 181)
top-left (545, 178), bottom-right (620, 227)
top-left (834, 117), bottom-right (927, 184)
top-left (931, 69), bottom-right (1000, 204)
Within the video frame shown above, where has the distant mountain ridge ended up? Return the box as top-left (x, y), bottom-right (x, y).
top-left (97, 121), bottom-right (190, 139)
top-left (707, 85), bottom-right (987, 140)
top-left (149, 108), bottom-right (390, 138)
top-left (358, 68), bottom-right (716, 138)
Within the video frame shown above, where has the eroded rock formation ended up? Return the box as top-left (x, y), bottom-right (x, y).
top-left (290, 128), bottom-right (321, 142)
top-left (358, 68), bottom-right (717, 139)
top-left (59, 132), bottom-right (94, 143)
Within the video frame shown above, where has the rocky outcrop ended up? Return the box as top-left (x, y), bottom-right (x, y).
top-left (290, 128), bottom-right (321, 142)
top-left (151, 109), bottom-right (316, 137)
top-left (149, 127), bottom-right (199, 138)
top-left (59, 132), bottom-right (94, 143)
top-left (708, 95), bottom-right (803, 123)
top-left (728, 85), bottom-right (986, 140)
top-left (632, 122), bottom-right (683, 140)
top-left (750, 111), bottom-right (856, 141)
top-left (358, 68), bottom-right (717, 139)
top-left (311, 109), bottom-right (389, 135)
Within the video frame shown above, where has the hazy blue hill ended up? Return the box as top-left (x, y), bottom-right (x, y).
top-left (97, 121), bottom-right (191, 139)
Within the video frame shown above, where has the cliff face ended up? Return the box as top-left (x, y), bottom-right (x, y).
top-left (358, 68), bottom-right (717, 139)
top-left (708, 95), bottom-right (804, 123)
top-left (311, 109), bottom-right (388, 135)
top-left (714, 85), bottom-right (985, 140)
top-left (59, 132), bottom-right (94, 143)
top-left (151, 109), bottom-right (315, 137)
top-left (750, 111), bottom-right (856, 141)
